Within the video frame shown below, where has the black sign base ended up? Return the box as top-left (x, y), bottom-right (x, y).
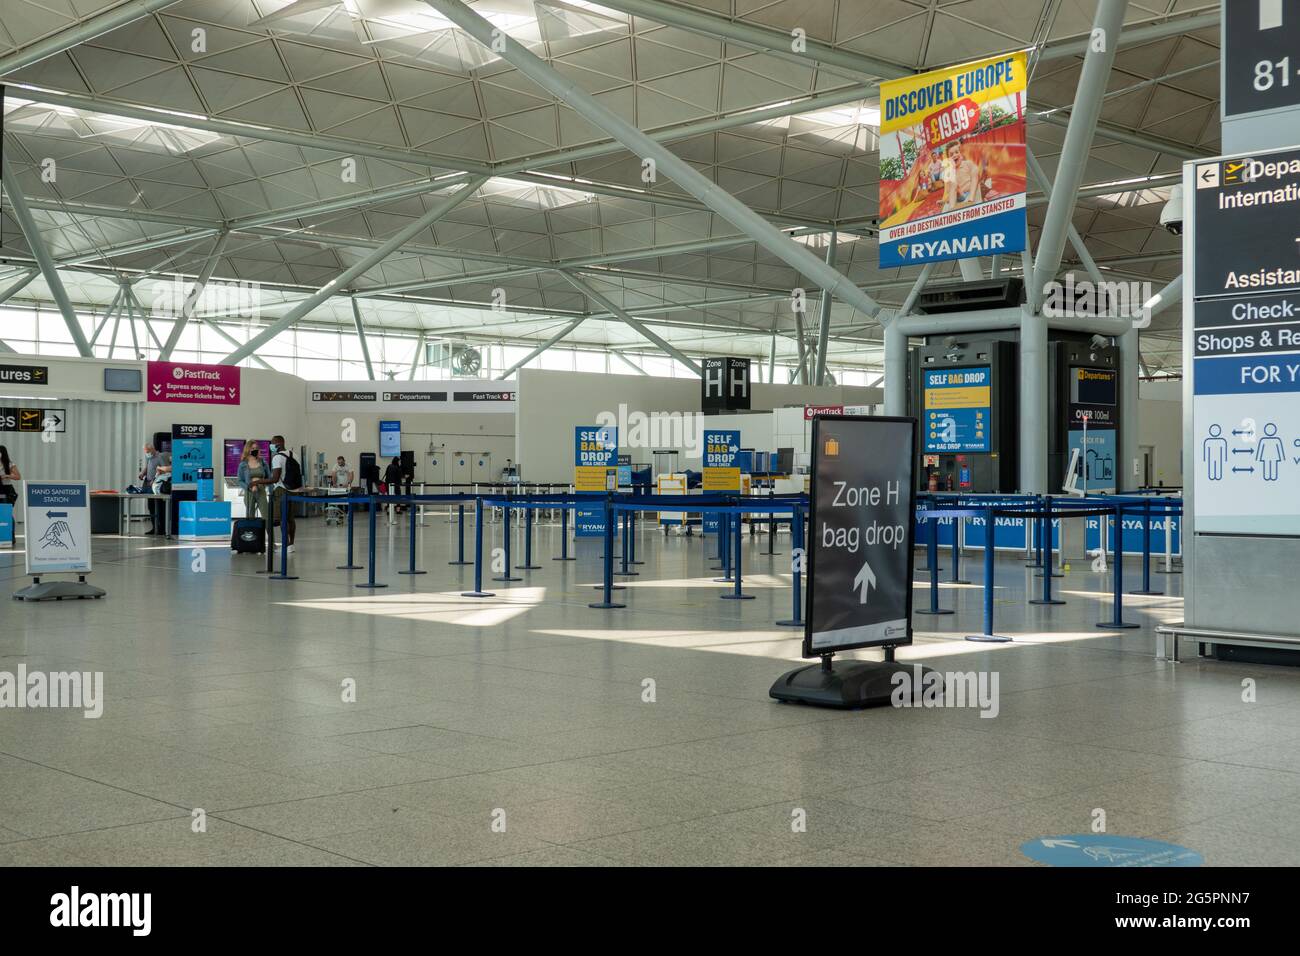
top-left (769, 659), bottom-right (940, 709)
top-left (13, 580), bottom-right (106, 602)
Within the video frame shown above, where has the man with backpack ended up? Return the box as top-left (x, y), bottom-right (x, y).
top-left (261, 434), bottom-right (303, 553)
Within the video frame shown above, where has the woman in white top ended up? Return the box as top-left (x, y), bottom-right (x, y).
top-left (0, 445), bottom-right (19, 506)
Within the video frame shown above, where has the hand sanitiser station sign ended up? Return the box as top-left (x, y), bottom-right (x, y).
top-left (771, 417), bottom-right (936, 708)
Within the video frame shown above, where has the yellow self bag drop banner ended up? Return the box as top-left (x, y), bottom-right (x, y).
top-left (878, 51), bottom-right (1028, 269)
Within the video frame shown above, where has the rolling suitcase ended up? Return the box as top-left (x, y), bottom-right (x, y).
top-left (232, 518), bottom-right (266, 554)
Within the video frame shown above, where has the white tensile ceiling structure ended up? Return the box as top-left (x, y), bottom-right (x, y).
top-left (0, 0), bottom-right (1214, 376)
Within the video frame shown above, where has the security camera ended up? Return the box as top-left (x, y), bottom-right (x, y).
top-left (1160, 184), bottom-right (1184, 236)
top-left (1090, 334), bottom-right (1110, 350)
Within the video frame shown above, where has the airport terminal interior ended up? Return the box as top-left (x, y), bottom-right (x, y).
top-left (0, 0), bottom-right (1298, 874)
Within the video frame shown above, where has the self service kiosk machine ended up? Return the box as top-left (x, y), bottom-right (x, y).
top-left (910, 331), bottom-right (1123, 493)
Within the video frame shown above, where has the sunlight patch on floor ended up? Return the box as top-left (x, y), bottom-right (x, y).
top-left (279, 587), bottom-right (547, 627)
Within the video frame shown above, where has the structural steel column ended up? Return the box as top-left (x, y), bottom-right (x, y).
top-left (1120, 325), bottom-right (1141, 492)
top-left (351, 297), bottom-right (376, 380)
top-left (560, 273), bottom-right (702, 375)
top-left (497, 317), bottom-right (586, 381)
top-left (161, 229), bottom-right (230, 359)
top-left (201, 320), bottom-right (275, 371)
top-left (793, 308), bottom-right (809, 384)
top-left (1026, 150), bottom-right (1104, 285)
top-left (408, 332), bottom-right (426, 380)
top-left (1, 154), bottom-right (93, 356)
top-left (1031, 0), bottom-right (1129, 299)
top-left (813, 231), bottom-right (837, 385)
top-left (1019, 303), bottom-right (1048, 492)
top-left (219, 176), bottom-right (488, 365)
top-left (0, 269), bottom-right (38, 307)
top-left (883, 318), bottom-right (907, 417)
top-left (898, 264), bottom-right (935, 318)
top-left (424, 0), bottom-right (884, 324)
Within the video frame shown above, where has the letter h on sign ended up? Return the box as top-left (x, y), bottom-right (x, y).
top-left (702, 357), bottom-right (751, 413)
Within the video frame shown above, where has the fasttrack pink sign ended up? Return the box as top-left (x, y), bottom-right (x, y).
top-left (147, 361), bottom-right (241, 405)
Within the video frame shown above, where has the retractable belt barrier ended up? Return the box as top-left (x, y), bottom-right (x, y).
top-left (276, 490), bottom-right (1179, 635)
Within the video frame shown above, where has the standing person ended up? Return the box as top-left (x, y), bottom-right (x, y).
top-left (0, 445), bottom-right (20, 505)
top-left (138, 442), bottom-right (168, 534)
top-left (264, 435), bottom-right (302, 552)
top-left (383, 456), bottom-right (403, 524)
top-left (333, 455), bottom-right (354, 490)
top-left (238, 440), bottom-right (270, 520)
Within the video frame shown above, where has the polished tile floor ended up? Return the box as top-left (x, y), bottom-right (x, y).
top-left (1, 510), bottom-right (1298, 867)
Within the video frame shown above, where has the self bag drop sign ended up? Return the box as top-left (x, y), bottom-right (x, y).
top-left (878, 52), bottom-right (1028, 268)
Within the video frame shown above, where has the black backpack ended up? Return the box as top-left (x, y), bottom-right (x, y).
top-left (281, 452), bottom-right (303, 490)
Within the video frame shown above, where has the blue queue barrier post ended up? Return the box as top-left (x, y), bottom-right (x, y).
top-left (269, 494), bottom-right (298, 581)
top-left (1130, 497), bottom-right (1163, 595)
top-left (949, 512), bottom-right (970, 584)
top-left (355, 495), bottom-right (386, 589)
top-left (915, 513), bottom-right (953, 616)
top-left (555, 503), bottom-right (575, 560)
top-left (775, 507), bottom-right (804, 626)
top-left (517, 503), bottom-right (541, 570)
top-left (494, 497), bottom-right (521, 583)
top-left (589, 498), bottom-right (625, 609)
top-left (967, 506), bottom-right (1010, 642)
top-left (1099, 504), bottom-right (1139, 629)
top-left (1029, 501), bottom-right (1065, 606)
top-left (710, 509), bottom-right (726, 571)
top-left (762, 488), bottom-right (781, 556)
top-left (629, 509), bottom-right (644, 565)
top-left (1026, 494), bottom-right (1043, 568)
top-left (449, 502), bottom-right (471, 566)
top-left (461, 497), bottom-right (494, 598)
top-left (337, 499), bottom-right (362, 570)
top-left (915, 494), bottom-right (943, 572)
top-left (616, 510), bottom-right (638, 577)
top-left (1035, 496), bottom-right (1063, 578)
top-left (721, 510), bottom-right (754, 600)
top-left (399, 497), bottom-right (426, 576)
top-left (715, 503), bottom-right (735, 582)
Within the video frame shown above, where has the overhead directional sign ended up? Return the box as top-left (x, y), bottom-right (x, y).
top-left (804, 416), bottom-right (917, 656)
top-left (25, 481), bottom-right (92, 575)
top-left (1192, 150), bottom-right (1300, 298)
top-left (1223, 0), bottom-right (1300, 120)
top-left (1191, 145), bottom-right (1300, 534)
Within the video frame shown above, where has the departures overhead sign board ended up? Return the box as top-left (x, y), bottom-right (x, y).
top-left (878, 52), bottom-right (1028, 267)
top-left (804, 416), bottom-right (917, 656)
top-left (1223, 0), bottom-right (1300, 120)
top-left (1191, 145), bottom-right (1300, 534)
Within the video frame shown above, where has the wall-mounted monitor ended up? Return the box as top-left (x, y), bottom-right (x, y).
top-left (104, 367), bottom-right (143, 393)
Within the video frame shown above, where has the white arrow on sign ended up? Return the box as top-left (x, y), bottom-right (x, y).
top-left (1260, 0), bottom-right (1283, 31)
top-left (1041, 839), bottom-right (1080, 849)
top-left (852, 560), bottom-right (876, 604)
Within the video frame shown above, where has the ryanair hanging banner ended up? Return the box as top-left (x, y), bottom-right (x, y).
top-left (878, 51), bottom-right (1028, 268)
